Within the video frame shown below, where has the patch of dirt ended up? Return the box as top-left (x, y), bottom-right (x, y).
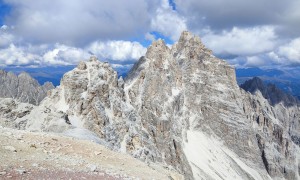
top-left (0, 127), bottom-right (183, 180)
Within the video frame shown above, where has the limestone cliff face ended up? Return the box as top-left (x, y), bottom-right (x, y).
top-left (241, 77), bottom-right (300, 179)
top-left (0, 70), bottom-right (54, 105)
top-left (1, 31), bottom-right (300, 180)
top-left (125, 31), bottom-right (269, 179)
top-left (125, 31), bottom-right (300, 179)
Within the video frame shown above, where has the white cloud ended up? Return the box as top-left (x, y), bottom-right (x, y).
top-left (0, 33), bottom-right (14, 47)
top-left (175, 0), bottom-right (300, 37)
top-left (244, 56), bottom-right (268, 67)
top-left (43, 44), bottom-right (90, 65)
top-left (87, 41), bottom-right (146, 61)
top-left (0, 44), bottom-right (41, 66)
top-left (202, 26), bottom-right (277, 56)
top-left (0, 40), bottom-right (147, 67)
top-left (0, 25), bottom-right (15, 47)
top-left (145, 32), bottom-right (156, 42)
top-left (151, 0), bottom-right (187, 41)
top-left (1, 25), bottom-right (8, 30)
top-left (278, 38), bottom-right (300, 64)
top-left (2, 0), bottom-right (300, 69)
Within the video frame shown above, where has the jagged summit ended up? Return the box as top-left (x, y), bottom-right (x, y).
top-left (174, 31), bottom-right (212, 55)
top-left (177, 31), bottom-right (204, 47)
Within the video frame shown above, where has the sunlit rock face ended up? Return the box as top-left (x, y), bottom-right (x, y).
top-left (1, 31), bottom-right (300, 180)
top-left (125, 31), bottom-right (300, 179)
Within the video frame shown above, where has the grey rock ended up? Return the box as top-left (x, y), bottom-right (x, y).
top-left (0, 98), bottom-right (34, 129)
top-left (0, 70), bottom-right (54, 105)
top-left (77, 61), bottom-right (87, 70)
top-left (3, 145), bottom-right (17, 152)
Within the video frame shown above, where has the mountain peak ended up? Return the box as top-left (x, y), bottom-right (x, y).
top-left (18, 71), bottom-right (33, 79)
top-left (179, 31), bottom-right (194, 41)
top-left (173, 31), bottom-right (212, 56)
top-left (178, 31), bottom-right (204, 47)
top-left (145, 38), bottom-right (170, 60)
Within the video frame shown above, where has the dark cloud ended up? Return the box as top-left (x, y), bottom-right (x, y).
top-left (3, 0), bottom-right (160, 46)
top-left (175, 0), bottom-right (300, 37)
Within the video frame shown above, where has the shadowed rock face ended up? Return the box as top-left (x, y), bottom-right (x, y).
top-left (1, 31), bottom-right (300, 180)
top-left (0, 70), bottom-right (54, 105)
top-left (241, 77), bottom-right (299, 107)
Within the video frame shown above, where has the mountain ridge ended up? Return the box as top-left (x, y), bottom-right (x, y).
top-left (0, 31), bottom-right (300, 179)
top-left (0, 69), bottom-right (54, 105)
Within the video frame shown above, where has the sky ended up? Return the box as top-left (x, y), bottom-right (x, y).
top-left (0, 0), bottom-right (300, 69)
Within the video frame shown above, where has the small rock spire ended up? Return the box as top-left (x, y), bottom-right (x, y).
top-left (89, 55), bottom-right (98, 62)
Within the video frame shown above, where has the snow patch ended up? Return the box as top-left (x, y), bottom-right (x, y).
top-left (172, 88), bottom-right (180, 97)
top-left (81, 91), bottom-right (87, 99)
top-left (56, 87), bottom-right (69, 112)
top-left (120, 133), bottom-right (129, 153)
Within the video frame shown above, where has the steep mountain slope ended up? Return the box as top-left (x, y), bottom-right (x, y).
top-left (125, 31), bottom-right (272, 179)
top-left (104, 32), bottom-right (300, 179)
top-left (1, 31), bottom-right (300, 179)
top-left (0, 70), bottom-right (54, 105)
top-left (241, 77), bottom-right (300, 178)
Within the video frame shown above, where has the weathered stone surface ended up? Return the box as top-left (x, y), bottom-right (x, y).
top-left (125, 31), bottom-right (300, 179)
top-left (241, 77), bottom-right (300, 179)
top-left (0, 98), bottom-right (34, 129)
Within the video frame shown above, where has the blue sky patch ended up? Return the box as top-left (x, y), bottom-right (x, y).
top-left (0, 1), bottom-right (11, 26)
top-left (168, 0), bottom-right (176, 10)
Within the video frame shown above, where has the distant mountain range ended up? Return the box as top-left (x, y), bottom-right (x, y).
top-left (236, 67), bottom-right (300, 99)
top-left (0, 70), bottom-right (54, 105)
top-left (3, 66), bottom-right (76, 86)
top-left (3, 62), bottom-right (300, 101)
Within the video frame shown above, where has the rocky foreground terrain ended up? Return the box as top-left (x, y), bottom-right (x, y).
top-left (0, 126), bottom-right (182, 179)
top-left (0, 31), bottom-right (300, 179)
top-left (0, 70), bottom-right (54, 105)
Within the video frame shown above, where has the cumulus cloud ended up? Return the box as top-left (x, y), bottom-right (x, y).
top-left (87, 41), bottom-right (146, 62)
top-left (226, 37), bottom-right (300, 68)
top-left (3, 0), bottom-right (160, 45)
top-left (145, 32), bottom-right (156, 42)
top-left (151, 0), bottom-right (187, 41)
top-left (1, 0), bottom-right (300, 69)
top-left (43, 44), bottom-right (90, 65)
top-left (278, 38), bottom-right (300, 64)
top-left (0, 44), bottom-right (41, 66)
top-left (0, 25), bottom-right (15, 47)
top-left (0, 40), bottom-right (146, 67)
top-left (175, 0), bottom-right (300, 37)
top-left (202, 26), bottom-right (278, 57)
